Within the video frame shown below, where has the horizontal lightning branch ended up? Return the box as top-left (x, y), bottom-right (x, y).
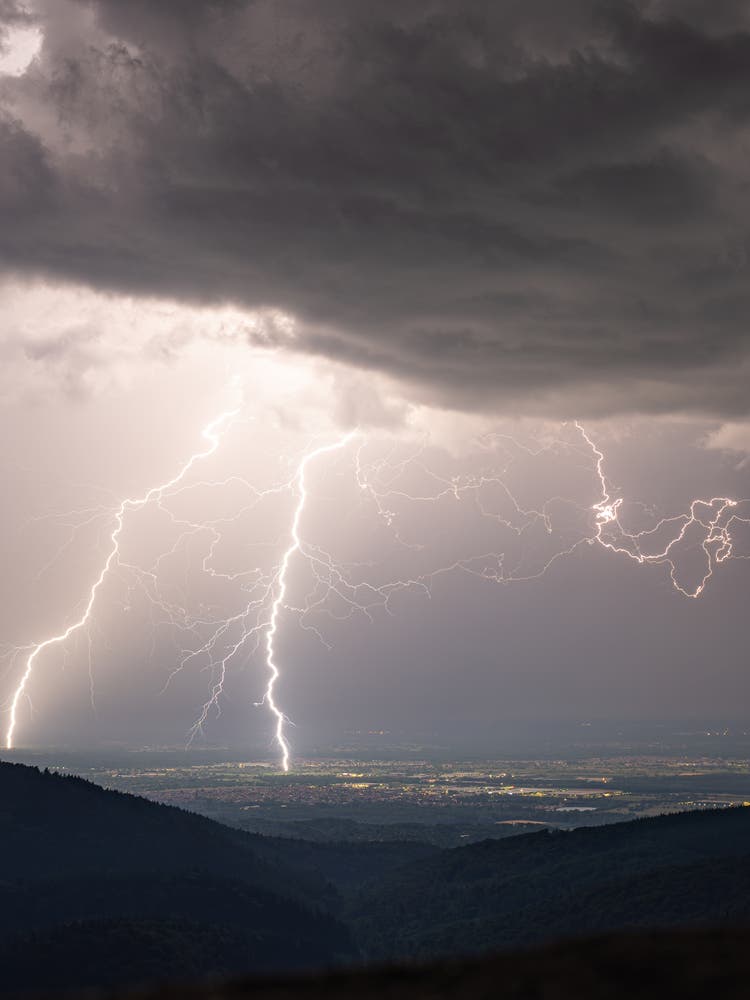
top-left (4, 411), bottom-right (748, 770)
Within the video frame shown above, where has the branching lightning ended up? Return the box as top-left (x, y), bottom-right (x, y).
top-left (577, 422), bottom-right (750, 598)
top-left (4, 404), bottom-right (749, 769)
top-left (261, 431), bottom-right (358, 772)
top-left (5, 407), bottom-right (239, 749)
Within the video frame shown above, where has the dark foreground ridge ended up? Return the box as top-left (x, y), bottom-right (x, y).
top-left (0, 760), bottom-right (361, 992)
top-left (3, 760), bottom-right (750, 993)
top-left (348, 802), bottom-right (750, 960)
top-left (37, 929), bottom-right (750, 1000)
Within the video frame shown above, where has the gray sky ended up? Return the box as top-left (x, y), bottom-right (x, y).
top-left (1, 1), bottom-right (749, 754)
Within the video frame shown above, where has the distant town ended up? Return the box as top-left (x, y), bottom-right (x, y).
top-left (12, 727), bottom-right (750, 846)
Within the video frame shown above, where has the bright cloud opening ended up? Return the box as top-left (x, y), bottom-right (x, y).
top-left (0, 24), bottom-right (42, 77)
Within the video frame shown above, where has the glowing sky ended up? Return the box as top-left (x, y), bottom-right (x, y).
top-left (1, 1), bottom-right (750, 752)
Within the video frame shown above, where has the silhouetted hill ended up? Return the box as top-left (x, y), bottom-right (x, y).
top-left (1, 916), bottom-right (329, 995)
top-left (32, 929), bottom-right (750, 1000)
top-left (0, 761), bottom-right (434, 895)
top-left (0, 761), bottom-right (360, 990)
top-left (5, 760), bottom-right (750, 994)
top-left (350, 805), bottom-right (750, 959)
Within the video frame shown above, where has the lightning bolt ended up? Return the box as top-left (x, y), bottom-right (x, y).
top-left (5, 406), bottom-right (239, 749)
top-left (5, 407), bottom-right (748, 768)
top-left (260, 431), bottom-right (358, 772)
top-left (576, 422), bottom-right (749, 598)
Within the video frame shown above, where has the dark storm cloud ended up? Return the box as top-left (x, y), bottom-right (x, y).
top-left (0, 1), bottom-right (34, 26)
top-left (1, 0), bottom-right (750, 416)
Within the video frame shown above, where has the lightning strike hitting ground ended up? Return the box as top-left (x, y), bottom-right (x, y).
top-left (261, 431), bottom-right (358, 772)
top-left (4, 414), bottom-right (749, 767)
top-left (5, 407), bottom-right (239, 749)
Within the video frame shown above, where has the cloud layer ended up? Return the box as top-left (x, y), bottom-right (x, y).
top-left (1, 0), bottom-right (749, 417)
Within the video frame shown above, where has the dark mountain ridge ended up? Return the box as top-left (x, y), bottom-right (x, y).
top-left (41, 929), bottom-right (750, 1000)
top-left (350, 805), bottom-right (750, 959)
top-left (4, 760), bottom-right (750, 993)
top-left (0, 760), bottom-right (435, 893)
top-left (0, 761), bottom-right (358, 989)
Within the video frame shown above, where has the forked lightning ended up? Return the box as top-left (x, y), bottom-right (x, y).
top-left (262, 431), bottom-right (358, 772)
top-left (5, 408), bottom-right (239, 749)
top-left (4, 413), bottom-right (748, 769)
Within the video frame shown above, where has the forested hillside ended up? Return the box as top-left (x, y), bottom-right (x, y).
top-left (350, 806), bottom-right (750, 959)
top-left (3, 761), bottom-right (750, 993)
top-left (0, 762), bottom-right (356, 991)
top-left (59, 929), bottom-right (750, 1000)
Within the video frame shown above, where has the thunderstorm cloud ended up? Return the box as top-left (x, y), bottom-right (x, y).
top-left (1, 0), bottom-right (750, 417)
